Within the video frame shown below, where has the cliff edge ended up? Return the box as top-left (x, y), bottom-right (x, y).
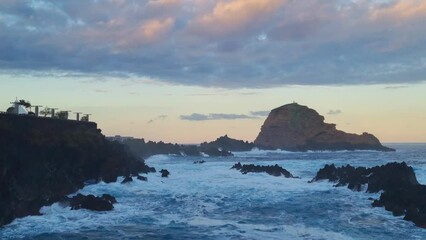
top-left (0, 114), bottom-right (154, 226)
top-left (254, 103), bottom-right (394, 151)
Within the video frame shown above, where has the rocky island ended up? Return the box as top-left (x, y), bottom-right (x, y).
top-left (254, 103), bottom-right (394, 151)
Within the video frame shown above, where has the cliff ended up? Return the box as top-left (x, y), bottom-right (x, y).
top-left (254, 103), bottom-right (394, 151)
top-left (0, 114), bottom-right (154, 226)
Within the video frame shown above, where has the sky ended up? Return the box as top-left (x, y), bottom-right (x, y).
top-left (0, 0), bottom-right (425, 143)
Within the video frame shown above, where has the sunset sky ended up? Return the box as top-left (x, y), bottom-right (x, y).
top-left (1, 0), bottom-right (425, 143)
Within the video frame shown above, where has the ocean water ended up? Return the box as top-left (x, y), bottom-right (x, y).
top-left (1, 144), bottom-right (426, 240)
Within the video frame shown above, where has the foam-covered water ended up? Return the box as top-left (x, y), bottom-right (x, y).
top-left (1, 144), bottom-right (426, 239)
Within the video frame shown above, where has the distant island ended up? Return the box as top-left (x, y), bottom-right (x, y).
top-left (254, 103), bottom-right (394, 152)
top-left (115, 103), bottom-right (394, 154)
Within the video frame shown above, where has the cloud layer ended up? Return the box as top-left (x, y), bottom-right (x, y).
top-left (1, 0), bottom-right (426, 88)
top-left (180, 113), bottom-right (257, 121)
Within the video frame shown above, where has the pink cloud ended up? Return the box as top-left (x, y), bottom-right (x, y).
top-left (370, 0), bottom-right (426, 21)
top-left (190, 0), bottom-right (286, 38)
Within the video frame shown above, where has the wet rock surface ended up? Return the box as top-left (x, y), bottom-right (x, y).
top-left (311, 162), bottom-right (425, 228)
top-left (0, 114), bottom-right (155, 226)
top-left (65, 194), bottom-right (117, 211)
top-left (231, 162), bottom-right (295, 178)
top-left (160, 169), bottom-right (170, 178)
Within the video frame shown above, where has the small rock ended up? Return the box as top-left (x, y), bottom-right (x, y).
top-left (67, 193), bottom-right (116, 211)
top-left (160, 169), bottom-right (170, 178)
top-left (121, 176), bottom-right (133, 184)
top-left (137, 175), bottom-right (148, 181)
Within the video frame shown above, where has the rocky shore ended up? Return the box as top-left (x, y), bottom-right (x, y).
top-left (310, 162), bottom-right (425, 227)
top-left (111, 136), bottom-right (233, 158)
top-left (0, 114), bottom-right (155, 226)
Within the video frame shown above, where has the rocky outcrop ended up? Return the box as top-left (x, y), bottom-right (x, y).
top-left (254, 103), bottom-right (394, 151)
top-left (231, 162), bottom-right (295, 178)
top-left (160, 169), bottom-right (170, 178)
top-left (65, 194), bottom-right (117, 211)
top-left (310, 162), bottom-right (425, 228)
top-left (0, 114), bottom-right (155, 226)
top-left (200, 135), bottom-right (254, 152)
top-left (110, 136), bottom-right (232, 158)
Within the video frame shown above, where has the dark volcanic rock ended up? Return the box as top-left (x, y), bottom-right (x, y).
top-left (121, 176), bottom-right (133, 184)
top-left (372, 185), bottom-right (426, 227)
top-left (310, 162), bottom-right (418, 192)
top-left (200, 135), bottom-right (254, 152)
top-left (202, 147), bottom-right (233, 157)
top-left (160, 169), bottom-right (170, 178)
top-left (110, 136), bottom-right (236, 158)
top-left (231, 162), bottom-right (295, 178)
top-left (136, 174), bottom-right (148, 181)
top-left (67, 194), bottom-right (116, 211)
top-left (311, 162), bottom-right (425, 228)
top-left (254, 103), bottom-right (394, 152)
top-left (0, 114), bottom-right (155, 226)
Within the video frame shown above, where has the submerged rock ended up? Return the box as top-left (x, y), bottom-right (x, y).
top-left (193, 160), bottom-right (206, 164)
top-left (311, 162), bottom-right (425, 228)
top-left (231, 162), bottom-right (295, 178)
top-left (160, 169), bottom-right (170, 178)
top-left (254, 103), bottom-right (394, 152)
top-left (66, 194), bottom-right (117, 211)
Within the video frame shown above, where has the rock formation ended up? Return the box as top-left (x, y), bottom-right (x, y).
top-left (231, 162), bottom-right (295, 178)
top-left (64, 194), bottom-right (117, 211)
top-left (200, 135), bottom-right (255, 152)
top-left (110, 136), bottom-right (233, 158)
top-left (0, 114), bottom-right (155, 226)
top-left (254, 103), bottom-right (394, 151)
top-left (310, 162), bottom-right (426, 228)
top-left (160, 169), bottom-right (170, 178)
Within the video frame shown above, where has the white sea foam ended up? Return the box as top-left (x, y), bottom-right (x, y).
top-left (1, 144), bottom-right (426, 239)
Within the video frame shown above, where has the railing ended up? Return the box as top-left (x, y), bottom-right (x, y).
top-left (0, 111), bottom-right (93, 123)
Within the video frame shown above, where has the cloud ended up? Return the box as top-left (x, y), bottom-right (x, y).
top-left (147, 115), bottom-right (167, 124)
top-left (93, 89), bottom-right (109, 93)
top-left (327, 110), bottom-right (342, 115)
top-left (250, 111), bottom-right (270, 117)
top-left (180, 113), bottom-right (257, 121)
top-left (190, 0), bottom-right (285, 38)
top-left (383, 85), bottom-right (408, 90)
top-left (0, 0), bottom-right (426, 88)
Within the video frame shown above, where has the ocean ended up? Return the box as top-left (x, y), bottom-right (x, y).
top-left (1, 144), bottom-right (426, 240)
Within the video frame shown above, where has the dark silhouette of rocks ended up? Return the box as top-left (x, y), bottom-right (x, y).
top-left (110, 136), bottom-right (233, 158)
top-left (201, 147), bottom-right (233, 157)
top-left (137, 175), bottom-right (148, 181)
top-left (160, 169), bottom-right (170, 178)
top-left (231, 162), bottom-right (295, 178)
top-left (121, 176), bottom-right (133, 184)
top-left (193, 160), bottom-right (206, 164)
top-left (200, 135), bottom-right (254, 152)
top-left (0, 114), bottom-right (155, 226)
top-left (65, 194), bottom-right (117, 211)
top-left (254, 103), bottom-right (394, 151)
top-left (310, 162), bottom-right (425, 228)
